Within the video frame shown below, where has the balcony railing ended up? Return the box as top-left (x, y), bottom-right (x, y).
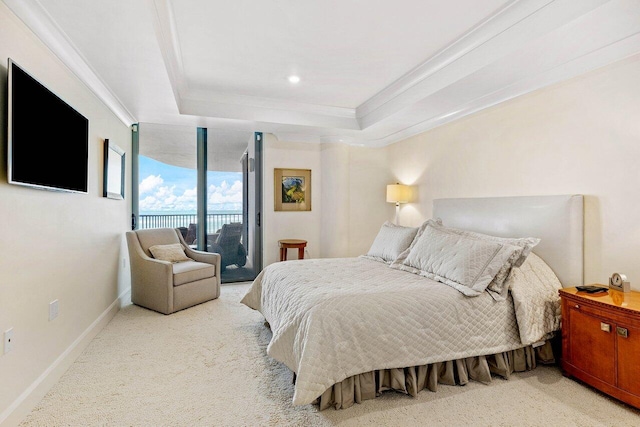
top-left (139, 213), bottom-right (243, 233)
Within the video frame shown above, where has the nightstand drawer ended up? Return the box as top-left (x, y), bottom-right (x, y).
top-left (563, 294), bottom-right (625, 324)
top-left (567, 305), bottom-right (615, 384)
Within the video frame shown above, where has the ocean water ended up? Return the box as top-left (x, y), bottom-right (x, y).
top-left (140, 210), bottom-right (241, 215)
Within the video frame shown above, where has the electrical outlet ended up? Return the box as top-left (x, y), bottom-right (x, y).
top-left (3, 328), bottom-right (13, 354)
top-left (49, 299), bottom-right (59, 321)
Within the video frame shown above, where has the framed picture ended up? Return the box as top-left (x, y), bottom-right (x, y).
top-left (103, 139), bottom-right (125, 200)
top-left (274, 168), bottom-right (311, 211)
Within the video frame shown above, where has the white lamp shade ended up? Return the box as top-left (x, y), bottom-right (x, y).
top-left (386, 184), bottom-right (412, 204)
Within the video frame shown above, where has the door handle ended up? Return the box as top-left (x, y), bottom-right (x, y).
top-left (617, 327), bottom-right (628, 338)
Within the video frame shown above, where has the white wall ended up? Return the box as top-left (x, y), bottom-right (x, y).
top-left (386, 53), bottom-right (640, 289)
top-left (262, 137), bottom-right (392, 265)
top-left (320, 143), bottom-right (350, 258)
top-left (0, 4), bottom-right (132, 424)
top-left (345, 146), bottom-right (394, 257)
top-left (262, 134), bottom-right (322, 265)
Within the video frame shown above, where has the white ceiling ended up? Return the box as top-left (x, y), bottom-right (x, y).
top-left (4, 0), bottom-right (640, 147)
top-left (173, 0), bottom-right (510, 107)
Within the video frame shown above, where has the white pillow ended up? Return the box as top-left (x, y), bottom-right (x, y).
top-left (424, 221), bottom-right (540, 268)
top-left (390, 221), bottom-right (524, 296)
top-left (148, 243), bottom-right (191, 263)
top-left (407, 220), bottom-right (539, 293)
top-left (364, 221), bottom-right (419, 264)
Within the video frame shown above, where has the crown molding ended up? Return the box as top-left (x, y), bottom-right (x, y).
top-left (150, 0), bottom-right (188, 108)
top-left (355, 0), bottom-right (610, 129)
top-left (9, 0), bottom-right (639, 148)
top-left (183, 89), bottom-right (356, 119)
top-left (149, 0), bottom-right (621, 139)
top-left (181, 88), bottom-right (358, 129)
top-left (180, 96), bottom-right (359, 130)
top-left (136, 0), bottom-right (640, 147)
top-left (151, 0), bottom-right (358, 129)
top-left (360, 31), bottom-right (640, 147)
top-left (3, 0), bottom-right (137, 127)
top-left (355, 0), bottom-right (548, 122)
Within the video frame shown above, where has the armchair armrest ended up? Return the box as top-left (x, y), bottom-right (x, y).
top-left (184, 246), bottom-right (221, 266)
top-left (177, 231), bottom-right (222, 279)
top-left (126, 231), bottom-right (174, 314)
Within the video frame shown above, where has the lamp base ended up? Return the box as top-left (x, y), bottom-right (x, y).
top-left (395, 203), bottom-right (400, 225)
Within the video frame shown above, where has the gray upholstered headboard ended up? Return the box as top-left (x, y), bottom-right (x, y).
top-left (433, 195), bottom-right (584, 287)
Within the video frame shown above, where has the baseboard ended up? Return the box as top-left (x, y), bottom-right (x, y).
top-left (0, 291), bottom-right (125, 427)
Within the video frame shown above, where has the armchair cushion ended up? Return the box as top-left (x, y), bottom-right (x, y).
top-left (149, 243), bottom-right (191, 263)
top-left (173, 261), bottom-right (216, 286)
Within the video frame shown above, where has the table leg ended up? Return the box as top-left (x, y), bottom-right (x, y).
top-left (280, 247), bottom-right (286, 262)
top-left (298, 247), bottom-right (304, 260)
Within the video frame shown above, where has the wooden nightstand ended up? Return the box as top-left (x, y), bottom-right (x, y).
top-left (559, 287), bottom-right (640, 409)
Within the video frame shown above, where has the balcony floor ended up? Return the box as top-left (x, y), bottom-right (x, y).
top-left (221, 265), bottom-right (256, 284)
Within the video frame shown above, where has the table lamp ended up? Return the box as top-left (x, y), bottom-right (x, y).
top-left (386, 183), bottom-right (413, 225)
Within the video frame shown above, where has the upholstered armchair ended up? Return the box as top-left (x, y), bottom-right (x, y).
top-left (126, 228), bottom-right (221, 314)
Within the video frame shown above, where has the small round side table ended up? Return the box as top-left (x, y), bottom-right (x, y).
top-left (278, 239), bottom-right (307, 261)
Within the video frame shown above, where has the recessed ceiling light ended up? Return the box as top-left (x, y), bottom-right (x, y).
top-left (288, 75), bottom-right (300, 84)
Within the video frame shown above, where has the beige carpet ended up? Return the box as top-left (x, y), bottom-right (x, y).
top-left (20, 284), bottom-right (640, 427)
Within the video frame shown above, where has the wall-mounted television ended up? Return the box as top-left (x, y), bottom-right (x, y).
top-left (7, 59), bottom-right (89, 194)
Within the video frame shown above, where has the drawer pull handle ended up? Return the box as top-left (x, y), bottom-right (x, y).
top-left (600, 323), bottom-right (611, 332)
top-left (575, 304), bottom-right (580, 309)
top-left (617, 327), bottom-right (628, 338)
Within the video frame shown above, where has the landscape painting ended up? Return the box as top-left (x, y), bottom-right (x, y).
top-left (274, 168), bottom-right (311, 211)
top-left (282, 176), bottom-right (305, 203)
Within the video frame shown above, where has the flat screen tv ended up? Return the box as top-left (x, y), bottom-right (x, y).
top-left (7, 59), bottom-right (89, 193)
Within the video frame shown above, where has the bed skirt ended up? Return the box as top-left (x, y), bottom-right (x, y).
top-left (314, 341), bottom-right (555, 410)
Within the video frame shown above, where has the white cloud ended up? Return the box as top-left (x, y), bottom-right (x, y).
top-left (207, 180), bottom-right (243, 210)
top-left (139, 178), bottom-right (243, 213)
top-left (139, 174), bottom-right (163, 195)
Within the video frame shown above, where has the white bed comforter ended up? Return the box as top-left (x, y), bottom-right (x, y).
top-left (241, 256), bottom-right (560, 406)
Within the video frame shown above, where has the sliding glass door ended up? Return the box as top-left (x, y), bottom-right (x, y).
top-left (132, 124), bottom-right (262, 283)
top-left (203, 130), bottom-right (260, 282)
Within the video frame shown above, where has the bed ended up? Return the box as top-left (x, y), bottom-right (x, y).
top-left (241, 195), bottom-right (584, 410)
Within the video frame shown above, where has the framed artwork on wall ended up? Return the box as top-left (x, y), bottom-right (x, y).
top-left (274, 168), bottom-right (311, 211)
top-left (103, 139), bottom-right (125, 200)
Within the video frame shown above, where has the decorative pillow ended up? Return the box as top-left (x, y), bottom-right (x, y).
top-left (390, 221), bottom-right (524, 296)
top-left (148, 243), bottom-right (191, 263)
top-left (425, 223), bottom-right (540, 268)
top-left (410, 220), bottom-right (540, 293)
top-left (364, 221), bottom-right (420, 264)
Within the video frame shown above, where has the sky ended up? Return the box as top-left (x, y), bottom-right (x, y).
top-left (139, 156), bottom-right (242, 214)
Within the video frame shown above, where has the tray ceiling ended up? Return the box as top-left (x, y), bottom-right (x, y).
top-left (4, 0), bottom-right (640, 147)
